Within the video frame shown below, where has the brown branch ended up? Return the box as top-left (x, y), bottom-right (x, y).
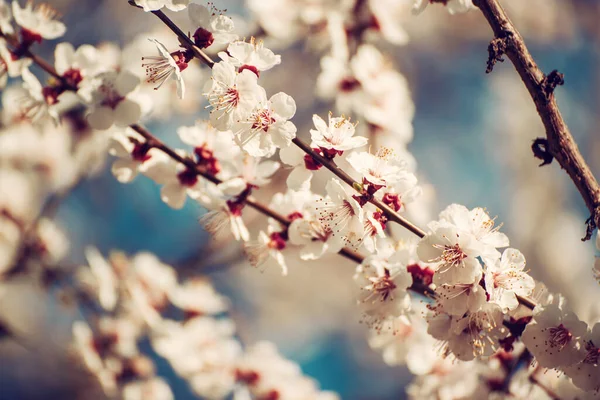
top-left (473, 0), bottom-right (600, 241)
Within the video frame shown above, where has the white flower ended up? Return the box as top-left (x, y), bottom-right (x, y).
top-left (134, 0), bottom-right (190, 12)
top-left (244, 230), bottom-right (288, 275)
top-left (484, 248), bottom-right (535, 312)
top-left (188, 3), bottom-right (237, 49)
top-left (142, 152), bottom-right (203, 209)
top-left (234, 92), bottom-right (297, 157)
top-left (310, 113), bottom-right (367, 155)
top-left (168, 279), bottom-right (229, 315)
top-left (108, 128), bottom-right (158, 183)
top-left (563, 322), bottom-right (600, 392)
top-left (224, 156), bottom-right (280, 193)
top-left (142, 39), bottom-right (188, 99)
top-left (354, 255), bottom-right (413, 328)
top-left (0, 38), bottom-right (31, 88)
top-left (427, 303), bottom-right (506, 361)
top-left (11, 1), bottom-right (66, 40)
top-left (368, 313), bottom-right (439, 374)
top-left (438, 204), bottom-right (509, 263)
top-left (75, 248), bottom-right (118, 311)
top-left (279, 144), bottom-right (314, 191)
top-left (16, 69), bottom-right (58, 123)
top-left (87, 70), bottom-right (142, 130)
top-left (417, 224), bottom-right (482, 285)
top-left (196, 183), bottom-right (249, 242)
top-left (367, 0), bottom-right (409, 45)
top-left (178, 120), bottom-right (239, 177)
top-left (286, 192), bottom-right (344, 260)
top-left (317, 178), bottom-right (364, 250)
top-left (218, 38), bottom-right (281, 74)
top-left (122, 378), bottom-right (174, 400)
top-left (522, 299), bottom-right (588, 369)
top-left (54, 42), bottom-right (101, 86)
top-left (434, 271), bottom-right (486, 316)
top-left (412, 0), bottom-right (474, 15)
top-left (204, 61), bottom-right (265, 131)
top-left (347, 148), bottom-right (413, 188)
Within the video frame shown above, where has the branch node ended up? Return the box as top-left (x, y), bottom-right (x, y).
top-left (531, 138), bottom-right (553, 166)
top-left (582, 206), bottom-right (600, 241)
top-left (541, 69), bottom-right (564, 99)
top-left (486, 36), bottom-right (508, 73)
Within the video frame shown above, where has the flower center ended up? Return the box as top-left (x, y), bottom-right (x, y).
top-left (545, 323), bottom-right (573, 350)
top-left (440, 243), bottom-right (467, 266)
top-left (98, 82), bottom-right (125, 109)
top-left (177, 168), bottom-right (198, 187)
top-left (250, 108), bottom-right (275, 133)
top-left (370, 269), bottom-right (397, 302)
top-left (210, 85), bottom-right (239, 114)
top-left (583, 341), bottom-right (599, 365)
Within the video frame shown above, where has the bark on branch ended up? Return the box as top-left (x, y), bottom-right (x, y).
top-left (473, 0), bottom-right (600, 241)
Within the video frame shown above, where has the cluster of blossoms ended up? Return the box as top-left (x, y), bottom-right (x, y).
top-left (1, 0), bottom-right (598, 399)
top-left (72, 249), bottom-right (337, 399)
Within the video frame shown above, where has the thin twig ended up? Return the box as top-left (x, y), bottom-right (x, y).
top-left (473, 0), bottom-right (600, 241)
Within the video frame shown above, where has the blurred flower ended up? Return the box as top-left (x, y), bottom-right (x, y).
top-left (522, 299), bottom-right (588, 369)
top-left (11, 1), bottom-right (66, 40)
top-left (188, 3), bottom-right (237, 49)
top-left (218, 37), bottom-right (281, 74)
top-left (86, 70), bottom-right (142, 130)
top-left (134, 0), bottom-right (190, 12)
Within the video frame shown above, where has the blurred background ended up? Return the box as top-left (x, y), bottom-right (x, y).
top-left (1, 0), bottom-right (600, 399)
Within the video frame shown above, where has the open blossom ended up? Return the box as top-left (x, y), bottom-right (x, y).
top-left (417, 224), bottom-right (482, 285)
top-left (87, 70), bottom-right (142, 130)
top-left (354, 255), bottom-right (413, 328)
top-left (188, 3), bottom-right (237, 49)
top-left (434, 271), bottom-right (486, 316)
top-left (244, 229), bottom-right (288, 275)
top-left (285, 191), bottom-right (344, 260)
top-left (279, 144), bottom-right (315, 191)
top-left (0, 38), bottom-right (31, 88)
top-left (317, 178), bottom-right (364, 250)
top-left (347, 148), bottom-right (413, 188)
top-left (310, 113), bottom-right (367, 156)
top-left (204, 61), bottom-right (265, 131)
top-left (563, 322), bottom-right (600, 392)
top-left (195, 182), bottom-right (249, 242)
top-left (108, 128), bottom-right (158, 183)
top-left (17, 68), bottom-right (58, 123)
top-left (522, 299), bottom-right (588, 369)
top-left (427, 303), bottom-right (506, 361)
top-left (11, 1), bottom-right (66, 40)
top-left (142, 151), bottom-right (203, 209)
top-left (134, 0), bottom-right (191, 12)
top-left (234, 92), bottom-right (297, 157)
top-left (142, 39), bottom-right (189, 99)
top-left (178, 120), bottom-right (239, 177)
top-left (484, 248), bottom-right (535, 312)
top-left (438, 204), bottom-right (509, 263)
top-left (219, 37), bottom-right (281, 74)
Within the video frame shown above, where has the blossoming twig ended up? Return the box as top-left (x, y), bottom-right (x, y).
top-left (473, 0), bottom-right (600, 241)
top-left (139, 5), bottom-right (428, 239)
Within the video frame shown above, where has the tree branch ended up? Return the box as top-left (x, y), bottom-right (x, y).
top-left (473, 0), bottom-right (600, 241)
